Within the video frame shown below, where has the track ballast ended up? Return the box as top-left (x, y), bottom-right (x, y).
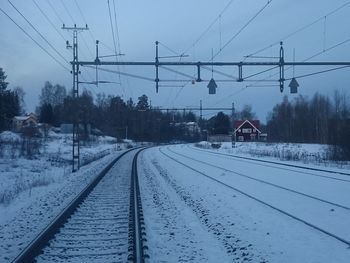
top-left (12, 148), bottom-right (148, 263)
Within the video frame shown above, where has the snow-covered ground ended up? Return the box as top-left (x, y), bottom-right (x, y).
top-left (2, 138), bottom-right (349, 262)
top-left (196, 141), bottom-right (350, 170)
top-left (0, 131), bottom-right (123, 206)
top-left (139, 144), bottom-right (350, 262)
top-left (0, 130), bottom-right (130, 262)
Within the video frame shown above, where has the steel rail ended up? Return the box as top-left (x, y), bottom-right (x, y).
top-left (190, 146), bottom-right (350, 178)
top-left (159, 147), bottom-right (350, 247)
top-left (11, 148), bottom-right (135, 263)
top-left (166, 147), bottom-right (350, 211)
top-left (128, 149), bottom-right (149, 263)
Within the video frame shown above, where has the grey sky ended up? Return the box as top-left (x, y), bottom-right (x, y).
top-left (1, 0), bottom-right (350, 121)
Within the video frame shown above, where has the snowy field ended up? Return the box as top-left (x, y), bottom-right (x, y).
top-left (1, 138), bottom-right (350, 262)
top-left (0, 130), bottom-right (129, 262)
top-left (196, 141), bottom-right (350, 170)
top-left (0, 131), bottom-right (122, 206)
top-left (139, 144), bottom-right (350, 262)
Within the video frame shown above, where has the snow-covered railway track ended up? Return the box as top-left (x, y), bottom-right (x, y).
top-left (11, 149), bottom-right (149, 263)
top-left (190, 145), bottom-right (350, 181)
top-left (159, 147), bottom-right (350, 247)
top-left (167, 147), bottom-right (350, 211)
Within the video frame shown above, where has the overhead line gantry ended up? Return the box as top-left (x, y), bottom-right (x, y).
top-left (78, 41), bottom-right (350, 94)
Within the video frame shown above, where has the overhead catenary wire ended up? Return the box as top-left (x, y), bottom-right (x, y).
top-left (182, 0), bottom-right (236, 55)
top-left (60, 0), bottom-right (75, 25)
top-left (84, 65), bottom-right (154, 82)
top-left (245, 36), bottom-right (350, 88)
top-left (0, 6), bottom-right (70, 72)
top-left (171, 0), bottom-right (273, 107)
top-left (210, 0), bottom-right (350, 108)
top-left (107, 0), bottom-right (123, 94)
top-left (213, 0), bottom-right (273, 60)
top-left (170, 0), bottom-right (239, 105)
top-left (74, 0), bottom-right (96, 43)
top-left (47, 0), bottom-right (65, 25)
top-left (201, 65), bottom-right (236, 79)
top-left (285, 65), bottom-right (350, 81)
top-left (245, 0), bottom-right (350, 59)
top-left (58, 0), bottom-right (94, 59)
top-left (31, 0), bottom-right (67, 43)
top-left (160, 66), bottom-right (194, 80)
top-left (8, 0), bottom-right (70, 65)
top-left (112, 0), bottom-right (128, 97)
top-left (112, 0), bottom-right (122, 55)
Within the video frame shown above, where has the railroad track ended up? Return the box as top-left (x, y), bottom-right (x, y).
top-left (11, 148), bottom-right (149, 263)
top-left (159, 146), bottom-right (350, 247)
top-left (189, 145), bottom-right (350, 180)
top-left (166, 147), bottom-right (350, 211)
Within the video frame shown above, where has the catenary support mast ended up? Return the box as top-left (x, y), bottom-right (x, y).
top-left (62, 24), bottom-right (89, 172)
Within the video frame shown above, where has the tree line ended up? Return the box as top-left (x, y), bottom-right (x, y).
top-left (266, 92), bottom-right (350, 159)
top-left (0, 68), bottom-right (22, 131)
top-left (1, 66), bottom-right (349, 158)
top-left (37, 81), bottom-right (201, 142)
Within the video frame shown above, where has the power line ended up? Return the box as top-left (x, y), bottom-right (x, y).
top-left (210, 35), bottom-right (350, 106)
top-left (47, 0), bottom-right (65, 24)
top-left (169, 0), bottom-right (237, 105)
top-left (245, 36), bottom-right (350, 87)
top-left (107, 0), bottom-right (123, 93)
top-left (8, 0), bottom-right (70, 64)
top-left (285, 65), bottom-right (350, 81)
top-left (112, 0), bottom-right (122, 55)
top-left (112, 0), bottom-right (127, 97)
top-left (60, 0), bottom-right (75, 24)
top-left (0, 6), bottom-right (70, 72)
top-left (60, 0), bottom-right (93, 58)
top-left (159, 41), bottom-right (182, 56)
top-left (213, 0), bottom-right (273, 60)
top-left (171, 0), bottom-right (272, 105)
top-left (74, 0), bottom-right (96, 42)
top-left (84, 66), bottom-right (154, 82)
top-left (182, 0), bottom-right (236, 55)
top-left (32, 0), bottom-right (67, 42)
top-left (107, 0), bottom-right (118, 62)
top-left (245, 0), bottom-right (350, 59)
top-left (201, 65), bottom-right (236, 79)
top-left (160, 66), bottom-right (194, 79)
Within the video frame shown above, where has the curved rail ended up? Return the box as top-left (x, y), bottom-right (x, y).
top-left (167, 147), bottom-right (350, 211)
top-left (128, 149), bottom-right (149, 262)
top-left (11, 148), bottom-right (148, 263)
top-left (159, 147), bottom-right (350, 247)
top-left (190, 146), bottom-right (350, 182)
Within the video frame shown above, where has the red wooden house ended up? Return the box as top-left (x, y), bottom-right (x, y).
top-left (234, 120), bottom-right (261, 142)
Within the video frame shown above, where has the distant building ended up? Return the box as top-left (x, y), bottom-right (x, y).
top-left (13, 113), bottom-right (38, 132)
top-left (185, 122), bottom-right (200, 134)
top-left (234, 120), bottom-right (262, 142)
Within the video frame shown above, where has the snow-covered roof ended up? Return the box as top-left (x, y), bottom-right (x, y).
top-left (14, 116), bottom-right (30, 121)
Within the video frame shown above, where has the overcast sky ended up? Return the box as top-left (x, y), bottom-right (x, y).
top-left (1, 0), bottom-right (350, 121)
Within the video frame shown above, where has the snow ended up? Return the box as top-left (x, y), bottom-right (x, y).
top-left (0, 130), bottom-right (128, 262)
top-left (138, 145), bottom-right (350, 262)
top-left (0, 131), bottom-right (21, 142)
top-left (36, 153), bottom-right (133, 263)
top-left (139, 151), bottom-right (232, 262)
top-left (195, 141), bottom-right (350, 171)
top-left (2, 137), bottom-right (350, 262)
